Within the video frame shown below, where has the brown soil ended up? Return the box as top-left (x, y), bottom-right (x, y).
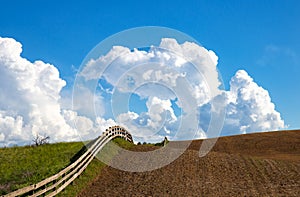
top-left (78, 130), bottom-right (300, 197)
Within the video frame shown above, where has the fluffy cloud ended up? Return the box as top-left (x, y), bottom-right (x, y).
top-left (0, 37), bottom-right (77, 146)
top-left (0, 111), bottom-right (25, 145)
top-left (76, 38), bottom-right (286, 142)
top-left (0, 37), bottom-right (117, 146)
top-left (63, 110), bottom-right (116, 140)
top-left (0, 36), bottom-right (286, 146)
top-left (80, 40), bottom-right (213, 106)
top-left (222, 70), bottom-right (285, 135)
top-left (159, 38), bottom-right (221, 98)
top-left (116, 96), bottom-right (177, 142)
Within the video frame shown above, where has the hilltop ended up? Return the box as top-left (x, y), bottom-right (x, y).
top-left (78, 130), bottom-right (300, 196)
top-left (0, 138), bottom-right (134, 196)
top-left (1, 130), bottom-right (299, 196)
top-left (0, 142), bottom-right (84, 195)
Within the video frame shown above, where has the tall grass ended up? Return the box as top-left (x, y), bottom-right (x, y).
top-left (0, 138), bottom-right (134, 196)
top-left (0, 142), bottom-right (84, 195)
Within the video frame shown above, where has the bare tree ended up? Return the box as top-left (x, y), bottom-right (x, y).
top-left (32, 133), bottom-right (50, 146)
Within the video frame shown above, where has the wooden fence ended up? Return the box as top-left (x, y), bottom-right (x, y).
top-left (3, 126), bottom-right (133, 197)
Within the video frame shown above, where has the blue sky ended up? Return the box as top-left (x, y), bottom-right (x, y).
top-left (0, 0), bottom-right (299, 145)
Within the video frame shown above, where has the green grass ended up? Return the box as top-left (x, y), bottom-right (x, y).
top-left (0, 138), bottom-right (135, 196)
top-left (113, 137), bottom-right (135, 149)
top-left (57, 158), bottom-right (106, 197)
top-left (0, 142), bottom-right (84, 195)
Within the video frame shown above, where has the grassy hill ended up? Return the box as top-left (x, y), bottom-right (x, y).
top-left (0, 138), bottom-right (135, 196)
top-left (0, 142), bottom-right (83, 195)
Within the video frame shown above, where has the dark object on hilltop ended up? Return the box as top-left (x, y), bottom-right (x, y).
top-left (154, 137), bottom-right (169, 147)
top-left (32, 134), bottom-right (50, 146)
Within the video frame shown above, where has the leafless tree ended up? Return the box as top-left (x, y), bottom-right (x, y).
top-left (32, 134), bottom-right (50, 146)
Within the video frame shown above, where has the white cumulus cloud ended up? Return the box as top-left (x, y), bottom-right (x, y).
top-left (116, 96), bottom-right (178, 142)
top-left (77, 38), bottom-right (286, 142)
top-left (222, 70), bottom-right (285, 135)
top-left (0, 37), bottom-right (117, 146)
top-left (0, 37), bottom-right (79, 146)
top-left (0, 36), bottom-right (286, 146)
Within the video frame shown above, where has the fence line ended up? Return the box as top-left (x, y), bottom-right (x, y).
top-left (3, 126), bottom-right (132, 197)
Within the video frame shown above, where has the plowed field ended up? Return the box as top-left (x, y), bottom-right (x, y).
top-left (79, 130), bottom-right (300, 196)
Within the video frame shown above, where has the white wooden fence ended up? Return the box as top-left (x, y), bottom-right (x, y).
top-left (2, 126), bottom-right (133, 197)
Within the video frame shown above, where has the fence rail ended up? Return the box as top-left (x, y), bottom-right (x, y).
top-left (3, 126), bottom-right (132, 197)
